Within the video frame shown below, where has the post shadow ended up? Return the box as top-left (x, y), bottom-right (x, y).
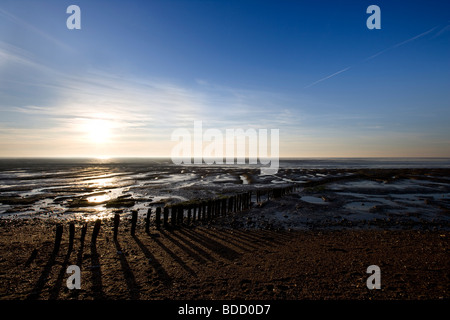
top-left (26, 224), bottom-right (63, 300)
top-left (48, 223), bottom-right (78, 299)
top-left (159, 229), bottom-right (213, 263)
top-left (131, 234), bottom-right (177, 283)
top-left (177, 228), bottom-right (241, 261)
top-left (88, 240), bottom-right (105, 299)
top-left (113, 238), bottom-right (140, 299)
top-left (198, 227), bottom-right (256, 252)
top-left (69, 223), bottom-right (87, 300)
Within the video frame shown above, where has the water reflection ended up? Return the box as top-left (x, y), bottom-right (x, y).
top-left (86, 194), bottom-right (111, 203)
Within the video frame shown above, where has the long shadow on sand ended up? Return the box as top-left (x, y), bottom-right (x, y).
top-left (114, 238), bottom-right (140, 299)
top-left (176, 228), bottom-right (241, 261)
top-left (198, 228), bottom-right (259, 251)
top-left (132, 234), bottom-right (175, 284)
top-left (26, 244), bottom-right (59, 300)
top-left (88, 242), bottom-right (105, 299)
top-left (159, 229), bottom-right (215, 264)
top-left (48, 244), bottom-right (73, 299)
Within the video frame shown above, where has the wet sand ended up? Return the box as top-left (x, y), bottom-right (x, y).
top-left (0, 218), bottom-right (448, 300)
top-left (1, 167), bottom-right (449, 301)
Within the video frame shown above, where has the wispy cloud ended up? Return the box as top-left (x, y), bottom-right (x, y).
top-left (0, 7), bottom-right (72, 52)
top-left (0, 41), bottom-right (305, 156)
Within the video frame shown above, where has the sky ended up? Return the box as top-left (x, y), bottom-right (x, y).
top-left (0, 0), bottom-right (449, 158)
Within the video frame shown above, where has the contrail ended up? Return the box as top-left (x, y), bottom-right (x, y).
top-left (303, 24), bottom-right (441, 89)
top-left (303, 67), bottom-right (351, 89)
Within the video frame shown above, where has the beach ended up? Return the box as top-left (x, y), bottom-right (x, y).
top-left (0, 219), bottom-right (448, 300)
top-left (1, 160), bottom-right (449, 300)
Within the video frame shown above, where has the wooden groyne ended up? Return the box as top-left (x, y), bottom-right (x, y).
top-left (50, 185), bottom-right (299, 249)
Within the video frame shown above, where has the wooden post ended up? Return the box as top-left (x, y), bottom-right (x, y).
top-left (91, 219), bottom-right (101, 246)
top-left (178, 205), bottom-right (184, 224)
top-left (80, 223), bottom-right (87, 245)
top-left (222, 198), bottom-right (226, 216)
top-left (192, 205), bottom-right (196, 222)
top-left (131, 210), bottom-right (138, 236)
top-left (155, 207), bottom-right (161, 229)
top-left (113, 213), bottom-right (120, 239)
top-left (202, 202), bottom-right (206, 220)
top-left (145, 208), bottom-right (151, 233)
top-left (187, 206), bottom-right (191, 225)
top-left (211, 200), bottom-right (215, 218)
top-left (163, 207), bottom-right (169, 227)
top-left (207, 200), bottom-right (212, 220)
top-left (171, 206), bottom-right (177, 227)
top-left (68, 222), bottom-right (75, 251)
top-left (53, 224), bottom-right (63, 255)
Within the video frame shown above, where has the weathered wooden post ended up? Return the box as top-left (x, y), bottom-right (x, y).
top-left (91, 219), bottom-right (101, 246)
top-left (214, 200), bottom-right (218, 217)
top-left (207, 200), bottom-right (212, 220)
top-left (68, 222), bottom-right (75, 251)
top-left (178, 205), bottom-right (184, 224)
top-left (171, 206), bottom-right (177, 227)
top-left (80, 223), bottom-right (87, 245)
top-left (145, 208), bottom-right (151, 233)
top-left (187, 206), bottom-right (191, 225)
top-left (155, 207), bottom-right (161, 229)
top-left (113, 213), bottom-right (120, 239)
top-left (163, 206), bottom-right (169, 228)
top-left (53, 224), bottom-right (63, 255)
top-left (222, 198), bottom-right (227, 216)
top-left (202, 202), bottom-right (206, 220)
top-left (192, 205), bottom-right (196, 222)
top-left (131, 210), bottom-right (138, 236)
top-left (211, 200), bottom-right (215, 218)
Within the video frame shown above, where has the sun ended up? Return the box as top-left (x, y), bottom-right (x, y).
top-left (83, 118), bottom-right (113, 144)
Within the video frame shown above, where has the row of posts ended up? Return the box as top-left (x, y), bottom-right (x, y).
top-left (51, 185), bottom-right (299, 249)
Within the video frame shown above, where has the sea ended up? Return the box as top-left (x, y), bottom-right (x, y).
top-left (1, 157), bottom-right (449, 220)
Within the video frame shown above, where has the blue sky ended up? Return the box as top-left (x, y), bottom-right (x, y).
top-left (0, 0), bottom-right (449, 157)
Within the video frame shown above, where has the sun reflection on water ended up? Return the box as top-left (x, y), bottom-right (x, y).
top-left (86, 194), bottom-right (111, 203)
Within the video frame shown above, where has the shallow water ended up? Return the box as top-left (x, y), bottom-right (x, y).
top-left (1, 158), bottom-right (450, 223)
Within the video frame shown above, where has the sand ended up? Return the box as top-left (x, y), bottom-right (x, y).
top-left (0, 218), bottom-right (448, 301)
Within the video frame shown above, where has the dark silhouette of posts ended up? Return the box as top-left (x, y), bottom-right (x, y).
top-left (68, 223), bottom-right (75, 251)
top-left (145, 209), bottom-right (151, 233)
top-left (113, 213), bottom-right (120, 239)
top-left (192, 205), bottom-right (196, 222)
top-left (81, 223), bottom-right (87, 245)
top-left (53, 224), bottom-right (63, 255)
top-left (178, 206), bottom-right (184, 225)
top-left (171, 206), bottom-right (177, 227)
top-left (201, 202), bottom-right (206, 220)
top-left (131, 210), bottom-right (138, 236)
top-left (155, 207), bottom-right (161, 229)
top-left (187, 207), bottom-right (191, 225)
top-left (207, 200), bottom-right (212, 220)
top-left (91, 219), bottom-right (101, 246)
top-left (163, 207), bottom-right (169, 228)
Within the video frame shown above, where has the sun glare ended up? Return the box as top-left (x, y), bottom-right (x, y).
top-left (84, 119), bottom-right (113, 144)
